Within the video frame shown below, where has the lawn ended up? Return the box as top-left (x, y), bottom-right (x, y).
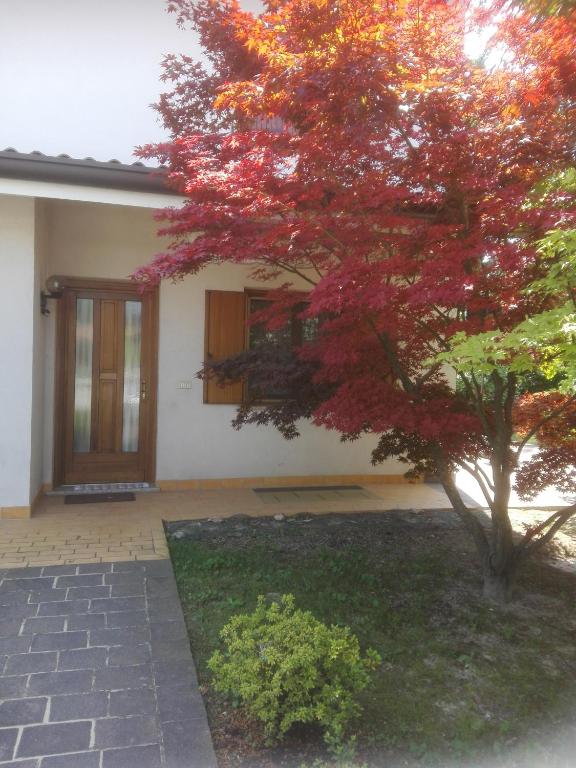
top-left (168, 511), bottom-right (576, 768)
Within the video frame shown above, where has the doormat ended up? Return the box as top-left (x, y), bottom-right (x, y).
top-left (253, 485), bottom-right (376, 504)
top-left (64, 492), bottom-right (136, 505)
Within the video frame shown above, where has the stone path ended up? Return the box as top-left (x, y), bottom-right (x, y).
top-left (0, 560), bottom-right (216, 768)
top-left (0, 483), bottom-right (452, 569)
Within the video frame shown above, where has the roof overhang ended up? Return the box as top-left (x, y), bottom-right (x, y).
top-left (0, 149), bottom-right (171, 193)
top-left (0, 149), bottom-right (184, 208)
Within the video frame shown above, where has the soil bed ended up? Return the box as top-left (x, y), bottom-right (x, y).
top-left (167, 510), bottom-right (576, 768)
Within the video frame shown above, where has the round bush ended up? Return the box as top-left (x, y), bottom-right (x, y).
top-left (208, 594), bottom-right (380, 743)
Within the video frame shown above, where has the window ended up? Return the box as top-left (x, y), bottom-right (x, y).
top-left (204, 290), bottom-right (317, 404)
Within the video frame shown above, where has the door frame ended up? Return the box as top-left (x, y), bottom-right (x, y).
top-left (52, 277), bottom-right (159, 488)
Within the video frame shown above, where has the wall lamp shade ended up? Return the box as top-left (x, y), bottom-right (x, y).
top-left (40, 275), bottom-right (65, 316)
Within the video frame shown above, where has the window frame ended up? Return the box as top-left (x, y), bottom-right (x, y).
top-left (243, 288), bottom-right (312, 403)
top-left (203, 287), bottom-right (313, 405)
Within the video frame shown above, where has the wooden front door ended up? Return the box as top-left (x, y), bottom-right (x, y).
top-left (54, 279), bottom-right (158, 487)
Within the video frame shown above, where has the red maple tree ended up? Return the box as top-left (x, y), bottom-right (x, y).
top-left (137, 0), bottom-right (576, 601)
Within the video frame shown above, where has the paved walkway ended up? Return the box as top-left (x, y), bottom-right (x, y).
top-left (0, 483), bottom-right (450, 569)
top-left (0, 560), bottom-right (216, 768)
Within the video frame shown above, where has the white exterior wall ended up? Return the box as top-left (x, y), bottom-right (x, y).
top-left (30, 201), bottom-right (48, 502)
top-left (0, 196), bottom-right (39, 508)
top-left (41, 198), bottom-right (403, 485)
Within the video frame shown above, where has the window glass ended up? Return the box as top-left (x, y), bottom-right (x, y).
top-left (247, 297), bottom-right (317, 399)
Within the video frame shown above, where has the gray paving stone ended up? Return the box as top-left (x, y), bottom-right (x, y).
top-left (17, 721), bottom-right (92, 758)
top-left (0, 636), bottom-right (33, 655)
top-left (153, 660), bottom-right (198, 688)
top-left (67, 613), bottom-right (106, 631)
top-left (150, 621), bottom-right (188, 644)
top-left (109, 687), bottom-right (156, 717)
top-left (111, 562), bottom-right (145, 573)
top-left (150, 638), bottom-right (192, 663)
top-left (142, 561), bottom-right (171, 577)
top-left (41, 752), bottom-right (100, 768)
top-left (0, 727), bottom-right (18, 761)
top-left (89, 597), bottom-right (145, 614)
top-left (50, 692), bottom-right (108, 722)
top-left (41, 565), bottom-right (78, 576)
top-left (1, 603), bottom-right (39, 620)
top-left (0, 577), bottom-right (54, 592)
top-left (108, 644), bottom-right (151, 667)
top-left (0, 590), bottom-right (32, 607)
top-left (104, 572), bottom-right (145, 586)
top-left (21, 617), bottom-right (67, 635)
top-left (0, 559), bottom-right (215, 768)
top-left (0, 675), bottom-right (29, 699)
top-left (3, 567), bottom-right (44, 578)
top-left (67, 586), bottom-right (111, 600)
top-left (0, 619), bottom-right (23, 638)
top-left (28, 589), bottom-right (68, 604)
top-left (156, 685), bottom-right (205, 723)
top-left (77, 564), bottom-right (112, 574)
top-left (146, 577), bottom-right (175, 599)
top-left (110, 582), bottom-right (145, 597)
top-left (146, 597), bottom-right (183, 622)
top-left (31, 631), bottom-right (88, 652)
top-left (106, 610), bottom-right (148, 628)
top-left (28, 670), bottom-right (93, 696)
top-left (58, 647), bottom-right (108, 671)
top-left (55, 574), bottom-right (103, 588)
top-left (163, 718), bottom-right (217, 768)
top-left (37, 600), bottom-right (89, 617)
top-left (0, 698), bottom-right (47, 727)
top-left (94, 715), bottom-right (158, 749)
top-left (94, 664), bottom-right (153, 691)
top-left (5, 652), bottom-right (57, 676)
top-left (102, 744), bottom-right (161, 768)
top-left (89, 626), bottom-right (149, 648)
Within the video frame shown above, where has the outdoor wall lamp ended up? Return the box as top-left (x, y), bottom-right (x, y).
top-left (40, 275), bottom-right (64, 316)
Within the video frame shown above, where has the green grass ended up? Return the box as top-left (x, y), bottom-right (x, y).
top-left (170, 535), bottom-right (576, 765)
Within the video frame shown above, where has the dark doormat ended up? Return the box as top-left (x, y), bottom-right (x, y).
top-left (64, 492), bottom-right (136, 505)
top-left (253, 484), bottom-right (363, 493)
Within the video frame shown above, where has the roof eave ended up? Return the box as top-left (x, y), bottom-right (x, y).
top-left (0, 150), bottom-right (171, 196)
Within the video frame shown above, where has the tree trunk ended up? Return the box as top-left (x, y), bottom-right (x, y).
top-left (482, 565), bottom-right (516, 603)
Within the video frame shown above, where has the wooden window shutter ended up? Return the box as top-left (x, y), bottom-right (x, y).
top-left (204, 290), bottom-right (246, 404)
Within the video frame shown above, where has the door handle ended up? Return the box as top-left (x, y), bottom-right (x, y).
top-left (141, 381), bottom-right (147, 402)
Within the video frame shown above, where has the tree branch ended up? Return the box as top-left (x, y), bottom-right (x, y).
top-left (517, 504), bottom-right (576, 558)
top-left (435, 452), bottom-right (490, 560)
top-left (457, 460), bottom-right (495, 510)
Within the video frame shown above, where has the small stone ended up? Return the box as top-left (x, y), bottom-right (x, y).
top-left (273, 514), bottom-right (285, 522)
top-left (172, 531), bottom-right (185, 540)
top-left (207, 518), bottom-right (224, 524)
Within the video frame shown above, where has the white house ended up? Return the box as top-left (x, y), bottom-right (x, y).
top-left (0, 149), bottom-right (410, 518)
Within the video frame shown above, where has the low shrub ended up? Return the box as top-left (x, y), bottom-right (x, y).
top-left (208, 594), bottom-right (380, 744)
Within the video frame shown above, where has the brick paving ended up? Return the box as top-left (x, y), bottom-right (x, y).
top-left (0, 484), bottom-right (452, 569)
top-left (0, 560), bottom-right (216, 768)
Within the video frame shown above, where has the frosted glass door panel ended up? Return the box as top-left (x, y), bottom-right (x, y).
top-left (73, 299), bottom-right (94, 453)
top-left (122, 301), bottom-right (142, 452)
